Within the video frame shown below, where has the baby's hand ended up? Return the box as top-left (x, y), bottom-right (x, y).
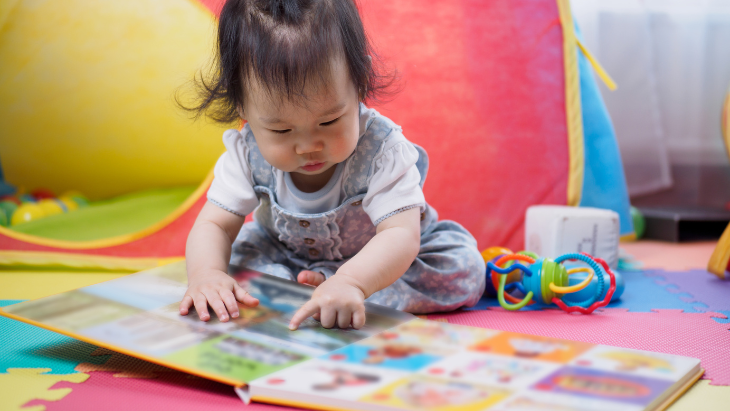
top-left (179, 269), bottom-right (259, 322)
top-left (289, 274), bottom-right (366, 330)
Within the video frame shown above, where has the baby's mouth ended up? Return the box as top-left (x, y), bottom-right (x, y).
top-left (301, 161), bottom-right (325, 172)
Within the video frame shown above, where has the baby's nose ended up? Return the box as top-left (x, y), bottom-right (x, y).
top-left (296, 139), bottom-right (324, 154)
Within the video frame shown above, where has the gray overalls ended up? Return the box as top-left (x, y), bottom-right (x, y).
top-left (230, 110), bottom-right (485, 314)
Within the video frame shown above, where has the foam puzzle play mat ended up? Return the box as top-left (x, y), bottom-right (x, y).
top-left (1, 0), bottom-right (729, 410)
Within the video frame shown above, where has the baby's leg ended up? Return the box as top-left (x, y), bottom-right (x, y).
top-left (233, 223), bottom-right (327, 286)
top-left (230, 222), bottom-right (297, 281)
top-left (366, 220), bottom-right (486, 313)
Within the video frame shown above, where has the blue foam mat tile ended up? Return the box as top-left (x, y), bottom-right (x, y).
top-left (0, 300), bottom-right (23, 308)
top-left (711, 310), bottom-right (730, 325)
top-left (0, 300), bottom-right (108, 374)
top-left (643, 269), bottom-right (730, 313)
top-left (600, 270), bottom-right (709, 312)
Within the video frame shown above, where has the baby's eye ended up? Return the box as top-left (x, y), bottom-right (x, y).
top-left (320, 117), bottom-right (340, 126)
top-left (270, 129), bottom-right (292, 134)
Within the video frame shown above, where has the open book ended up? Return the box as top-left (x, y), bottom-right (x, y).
top-left (0, 262), bottom-right (703, 411)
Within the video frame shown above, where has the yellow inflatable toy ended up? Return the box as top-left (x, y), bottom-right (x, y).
top-left (708, 85), bottom-right (730, 279)
top-left (0, 0), bottom-right (227, 269)
top-left (0, 0), bottom-right (226, 199)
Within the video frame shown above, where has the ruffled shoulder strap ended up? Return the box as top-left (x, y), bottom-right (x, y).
top-left (343, 110), bottom-right (428, 197)
top-left (413, 143), bottom-right (429, 188)
top-left (243, 124), bottom-right (276, 189)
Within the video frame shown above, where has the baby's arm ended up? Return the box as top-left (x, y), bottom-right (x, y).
top-left (179, 202), bottom-right (259, 322)
top-left (289, 207), bottom-right (421, 330)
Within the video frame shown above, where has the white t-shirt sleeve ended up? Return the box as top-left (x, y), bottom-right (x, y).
top-left (363, 131), bottom-right (426, 226)
top-left (206, 129), bottom-right (259, 217)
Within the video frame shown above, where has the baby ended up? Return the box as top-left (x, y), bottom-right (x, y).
top-left (179, 0), bottom-right (485, 330)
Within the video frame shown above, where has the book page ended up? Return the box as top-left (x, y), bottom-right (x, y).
top-left (1, 261), bottom-right (413, 385)
top-left (251, 319), bottom-right (701, 411)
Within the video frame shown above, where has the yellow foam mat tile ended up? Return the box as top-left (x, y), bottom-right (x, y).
top-left (0, 270), bottom-right (127, 300)
top-left (668, 379), bottom-right (730, 410)
top-left (0, 368), bottom-right (89, 411)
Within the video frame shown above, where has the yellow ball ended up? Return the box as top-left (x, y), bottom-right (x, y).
top-left (37, 199), bottom-right (64, 216)
top-left (59, 196), bottom-right (80, 211)
top-left (11, 203), bottom-right (46, 225)
top-left (61, 192), bottom-right (88, 207)
top-left (481, 247), bottom-right (513, 263)
top-left (482, 247), bottom-right (525, 284)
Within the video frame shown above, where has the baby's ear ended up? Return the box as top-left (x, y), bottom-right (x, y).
top-left (236, 105), bottom-right (246, 121)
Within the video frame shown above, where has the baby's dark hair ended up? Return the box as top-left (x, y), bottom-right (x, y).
top-left (180, 0), bottom-right (395, 124)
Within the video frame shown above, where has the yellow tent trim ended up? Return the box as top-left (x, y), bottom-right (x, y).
top-left (0, 169), bottom-right (213, 250)
top-left (556, 0), bottom-right (584, 207)
top-left (576, 39), bottom-right (617, 91)
top-left (0, 250), bottom-right (183, 271)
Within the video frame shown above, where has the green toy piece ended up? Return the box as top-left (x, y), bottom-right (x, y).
top-left (630, 206), bottom-right (646, 239)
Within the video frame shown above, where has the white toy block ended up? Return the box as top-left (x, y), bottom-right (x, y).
top-left (525, 205), bottom-right (620, 269)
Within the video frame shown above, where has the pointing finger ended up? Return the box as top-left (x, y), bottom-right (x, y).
top-left (289, 301), bottom-right (320, 331)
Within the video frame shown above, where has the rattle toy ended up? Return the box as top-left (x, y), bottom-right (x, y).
top-left (483, 247), bottom-right (617, 314)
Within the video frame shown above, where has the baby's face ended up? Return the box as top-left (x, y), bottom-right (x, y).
top-left (241, 59), bottom-right (360, 179)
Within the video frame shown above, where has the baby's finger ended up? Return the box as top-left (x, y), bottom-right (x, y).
top-left (219, 290), bottom-right (240, 319)
top-left (319, 307), bottom-right (337, 329)
top-left (337, 309), bottom-right (353, 329)
top-left (312, 312), bottom-right (321, 321)
top-left (193, 294), bottom-right (211, 321)
top-left (289, 301), bottom-right (320, 330)
top-left (179, 295), bottom-right (193, 315)
top-left (233, 283), bottom-right (259, 307)
top-left (352, 308), bottom-right (366, 330)
top-left (203, 290), bottom-right (230, 322)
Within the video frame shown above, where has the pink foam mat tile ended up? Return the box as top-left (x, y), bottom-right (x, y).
top-left (25, 371), bottom-right (296, 411)
top-left (620, 241), bottom-right (716, 271)
top-left (428, 308), bottom-right (730, 386)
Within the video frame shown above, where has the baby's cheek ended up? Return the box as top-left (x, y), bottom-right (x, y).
top-left (264, 145), bottom-right (297, 171)
top-left (331, 132), bottom-right (359, 161)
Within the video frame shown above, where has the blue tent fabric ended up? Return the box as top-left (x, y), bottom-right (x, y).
top-left (575, 25), bottom-right (634, 236)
